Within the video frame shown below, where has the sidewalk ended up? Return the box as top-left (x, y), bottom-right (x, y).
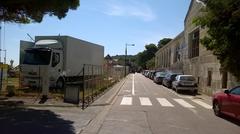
top-left (0, 78), bottom-right (127, 134)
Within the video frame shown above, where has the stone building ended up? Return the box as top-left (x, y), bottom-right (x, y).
top-left (155, 0), bottom-right (239, 95)
top-left (155, 32), bottom-right (186, 73)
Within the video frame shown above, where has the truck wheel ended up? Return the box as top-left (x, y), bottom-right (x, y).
top-left (56, 78), bottom-right (65, 90)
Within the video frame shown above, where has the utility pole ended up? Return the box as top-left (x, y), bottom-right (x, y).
top-left (0, 21), bottom-right (2, 63)
top-left (124, 43), bottom-right (135, 76)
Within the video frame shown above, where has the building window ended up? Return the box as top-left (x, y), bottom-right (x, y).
top-left (174, 46), bottom-right (178, 63)
top-left (168, 49), bottom-right (171, 67)
top-left (189, 29), bottom-right (199, 58)
top-left (207, 70), bottom-right (212, 87)
top-left (174, 44), bottom-right (181, 63)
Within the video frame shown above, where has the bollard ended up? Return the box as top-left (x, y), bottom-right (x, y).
top-left (40, 67), bottom-right (49, 102)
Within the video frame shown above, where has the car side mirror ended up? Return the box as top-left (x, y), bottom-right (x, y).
top-left (224, 90), bottom-right (230, 94)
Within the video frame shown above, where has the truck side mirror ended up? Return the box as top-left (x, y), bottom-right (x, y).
top-left (52, 53), bottom-right (60, 67)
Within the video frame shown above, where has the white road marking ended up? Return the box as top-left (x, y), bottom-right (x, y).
top-left (156, 98), bottom-right (174, 107)
top-left (132, 74), bottom-right (135, 95)
top-left (120, 97), bottom-right (132, 105)
top-left (192, 99), bottom-right (212, 109)
top-left (173, 99), bottom-right (195, 108)
top-left (139, 97), bottom-right (152, 106)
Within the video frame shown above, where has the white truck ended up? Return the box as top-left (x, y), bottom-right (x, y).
top-left (20, 35), bottom-right (104, 89)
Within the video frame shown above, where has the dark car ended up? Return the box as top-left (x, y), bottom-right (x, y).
top-left (153, 71), bottom-right (167, 84)
top-left (143, 70), bottom-right (149, 77)
top-left (212, 86), bottom-right (240, 120)
top-left (150, 70), bottom-right (157, 80)
top-left (162, 73), bottom-right (182, 88)
top-left (147, 70), bottom-right (154, 79)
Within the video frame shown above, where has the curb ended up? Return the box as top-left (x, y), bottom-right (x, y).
top-left (79, 78), bottom-right (127, 134)
top-left (89, 78), bottom-right (126, 106)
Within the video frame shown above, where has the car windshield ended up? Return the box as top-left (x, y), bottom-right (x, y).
top-left (156, 72), bottom-right (167, 77)
top-left (23, 49), bottom-right (52, 65)
top-left (180, 76), bottom-right (195, 81)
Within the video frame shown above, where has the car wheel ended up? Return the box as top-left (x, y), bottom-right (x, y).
top-left (213, 101), bottom-right (222, 117)
top-left (192, 90), bottom-right (197, 96)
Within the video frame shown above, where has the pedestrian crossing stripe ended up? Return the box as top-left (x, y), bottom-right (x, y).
top-left (157, 98), bottom-right (174, 107)
top-left (139, 97), bottom-right (152, 106)
top-left (173, 99), bottom-right (195, 108)
top-left (192, 99), bottom-right (212, 109)
top-left (120, 97), bottom-right (132, 105)
top-left (120, 97), bottom-right (212, 110)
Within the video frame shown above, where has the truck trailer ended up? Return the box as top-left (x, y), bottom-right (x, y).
top-left (20, 35), bottom-right (104, 89)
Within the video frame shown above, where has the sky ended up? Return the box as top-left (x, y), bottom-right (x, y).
top-left (1, 0), bottom-right (191, 66)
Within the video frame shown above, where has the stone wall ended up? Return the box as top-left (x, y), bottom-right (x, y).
top-left (155, 32), bottom-right (184, 72)
top-left (155, 0), bottom-right (239, 95)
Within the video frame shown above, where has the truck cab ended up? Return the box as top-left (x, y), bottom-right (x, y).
top-left (21, 39), bottom-right (64, 89)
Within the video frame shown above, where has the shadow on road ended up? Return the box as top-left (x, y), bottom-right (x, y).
top-left (220, 114), bottom-right (240, 127)
top-left (0, 105), bottom-right (75, 134)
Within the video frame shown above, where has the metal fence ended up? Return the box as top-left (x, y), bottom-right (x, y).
top-left (0, 63), bottom-right (125, 109)
top-left (0, 64), bottom-right (10, 92)
top-left (64, 64), bottom-right (125, 109)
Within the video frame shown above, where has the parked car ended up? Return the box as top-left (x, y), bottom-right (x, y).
top-left (147, 70), bottom-right (154, 79)
top-left (143, 70), bottom-right (149, 77)
top-left (212, 86), bottom-right (240, 120)
top-left (162, 73), bottom-right (182, 88)
top-left (153, 71), bottom-right (167, 84)
top-left (172, 75), bottom-right (198, 94)
top-left (149, 70), bottom-right (157, 80)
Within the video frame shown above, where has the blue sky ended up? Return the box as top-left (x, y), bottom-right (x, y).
top-left (2, 0), bottom-right (191, 66)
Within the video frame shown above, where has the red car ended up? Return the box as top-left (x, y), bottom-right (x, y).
top-left (212, 86), bottom-right (240, 120)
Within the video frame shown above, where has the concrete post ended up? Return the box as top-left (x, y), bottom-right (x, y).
top-left (41, 66), bottom-right (49, 98)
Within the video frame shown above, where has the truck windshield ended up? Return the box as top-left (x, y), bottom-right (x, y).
top-left (23, 49), bottom-right (51, 65)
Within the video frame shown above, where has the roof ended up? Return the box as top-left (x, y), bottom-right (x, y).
top-left (184, 0), bottom-right (206, 24)
top-left (184, 0), bottom-right (195, 24)
top-left (155, 31), bottom-right (184, 55)
top-left (105, 54), bottom-right (112, 60)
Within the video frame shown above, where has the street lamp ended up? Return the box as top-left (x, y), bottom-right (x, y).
top-left (0, 49), bottom-right (6, 64)
top-left (125, 43), bottom-right (135, 76)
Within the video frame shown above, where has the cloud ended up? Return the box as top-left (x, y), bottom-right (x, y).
top-left (103, 0), bottom-right (157, 21)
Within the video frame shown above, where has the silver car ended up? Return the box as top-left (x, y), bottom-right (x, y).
top-left (172, 75), bottom-right (198, 95)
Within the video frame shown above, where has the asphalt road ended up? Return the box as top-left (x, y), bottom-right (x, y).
top-left (97, 73), bottom-right (240, 134)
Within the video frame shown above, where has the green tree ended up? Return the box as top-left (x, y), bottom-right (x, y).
top-left (136, 52), bottom-right (147, 68)
top-left (146, 58), bottom-right (155, 69)
top-left (136, 43), bottom-right (158, 69)
top-left (157, 38), bottom-right (172, 49)
top-left (0, 0), bottom-right (80, 23)
top-left (194, 0), bottom-right (240, 80)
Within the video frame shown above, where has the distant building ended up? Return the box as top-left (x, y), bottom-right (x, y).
top-left (155, 0), bottom-right (239, 95)
top-left (104, 54), bottom-right (113, 67)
